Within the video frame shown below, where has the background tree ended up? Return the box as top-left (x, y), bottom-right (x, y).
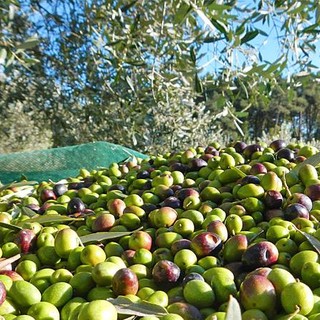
top-left (0, 0), bottom-right (319, 154)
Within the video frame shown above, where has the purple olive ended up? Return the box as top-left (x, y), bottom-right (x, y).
top-left (136, 170), bottom-right (151, 179)
top-left (169, 162), bottom-right (189, 173)
top-left (242, 241), bottom-right (279, 270)
top-left (269, 139), bottom-right (286, 152)
top-left (233, 141), bottom-right (247, 154)
top-left (239, 175), bottom-right (261, 185)
top-left (182, 273), bottom-right (205, 287)
top-left (249, 163), bottom-right (267, 175)
top-left (152, 260), bottom-right (181, 289)
top-left (53, 183), bottom-right (68, 197)
top-left (264, 190), bottom-right (283, 209)
top-left (276, 148), bottom-right (295, 161)
top-left (284, 203), bottom-right (309, 221)
top-left (67, 197), bottom-right (86, 215)
top-left (190, 232), bottom-right (222, 257)
top-left (15, 229), bottom-right (37, 254)
top-left (285, 193), bottom-right (312, 211)
top-left (243, 144), bottom-right (262, 159)
top-left (188, 158), bottom-right (208, 171)
top-left (175, 188), bottom-right (200, 201)
top-left (160, 196), bottom-right (182, 209)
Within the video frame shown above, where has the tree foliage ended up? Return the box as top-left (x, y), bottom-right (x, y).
top-left (0, 0), bottom-right (319, 154)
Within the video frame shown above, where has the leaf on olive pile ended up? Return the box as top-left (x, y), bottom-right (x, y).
top-left (292, 152), bottom-right (320, 173)
top-left (295, 228), bottom-right (320, 255)
top-left (108, 296), bottom-right (168, 316)
top-left (0, 180), bottom-right (38, 192)
top-left (230, 166), bottom-right (247, 178)
top-left (0, 222), bottom-right (22, 232)
top-left (80, 227), bottom-right (142, 244)
top-left (20, 215), bottom-right (84, 226)
top-left (21, 206), bottom-right (38, 217)
top-left (0, 254), bottom-right (21, 270)
top-left (225, 295), bottom-right (242, 320)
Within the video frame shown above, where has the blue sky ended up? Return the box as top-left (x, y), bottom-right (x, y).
top-left (198, 1), bottom-right (320, 78)
top-left (19, 0), bottom-right (320, 81)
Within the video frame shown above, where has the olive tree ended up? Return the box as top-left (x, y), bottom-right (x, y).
top-left (0, 0), bottom-right (319, 153)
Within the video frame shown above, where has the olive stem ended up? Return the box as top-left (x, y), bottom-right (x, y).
top-left (248, 229), bottom-right (264, 244)
top-left (0, 254), bottom-right (21, 270)
top-left (281, 172), bottom-right (292, 198)
top-left (78, 236), bottom-right (85, 247)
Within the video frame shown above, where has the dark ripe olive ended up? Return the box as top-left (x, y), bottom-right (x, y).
top-left (243, 144), bottom-right (262, 159)
top-left (284, 203), bottom-right (309, 221)
top-left (169, 162), bottom-right (189, 173)
top-left (171, 185), bottom-right (183, 193)
top-left (15, 229), bottom-right (37, 253)
top-left (40, 189), bottom-right (56, 202)
top-left (175, 188), bottom-right (200, 201)
top-left (233, 141), bottom-right (247, 154)
top-left (304, 184), bottom-right (320, 201)
top-left (204, 145), bottom-right (217, 154)
top-left (242, 241), bottom-right (279, 270)
top-left (112, 268), bottom-right (139, 296)
top-left (53, 183), bottom-right (68, 197)
top-left (200, 154), bottom-right (215, 162)
top-left (182, 273), bottom-right (205, 287)
top-left (141, 203), bottom-right (158, 214)
top-left (68, 181), bottom-right (85, 190)
top-left (239, 175), bottom-right (261, 185)
top-left (136, 170), bottom-right (151, 179)
top-left (152, 260), bottom-right (181, 289)
top-left (171, 239), bottom-right (192, 255)
top-left (160, 196), bottom-right (181, 209)
top-left (82, 176), bottom-right (95, 187)
top-left (108, 184), bottom-right (126, 193)
top-left (190, 232), bottom-right (222, 258)
top-left (67, 197), bottom-right (86, 215)
top-left (188, 158), bottom-right (208, 171)
top-left (285, 193), bottom-right (312, 211)
top-left (276, 148), bottom-right (295, 161)
top-left (269, 139), bottom-right (286, 152)
top-left (249, 163), bottom-right (267, 175)
top-left (264, 190), bottom-right (283, 209)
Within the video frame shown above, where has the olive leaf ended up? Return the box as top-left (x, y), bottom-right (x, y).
top-left (16, 37), bottom-right (39, 50)
top-left (107, 296), bottom-right (168, 316)
top-left (230, 166), bottom-right (247, 178)
top-left (0, 254), bottom-right (21, 270)
top-left (240, 29), bottom-right (259, 45)
top-left (0, 222), bottom-right (22, 232)
top-left (292, 152), bottom-right (320, 173)
top-left (19, 215), bottom-right (84, 226)
top-left (225, 295), bottom-right (242, 320)
top-left (0, 181), bottom-right (38, 192)
top-left (80, 227), bottom-right (142, 244)
top-left (294, 227), bottom-right (320, 255)
top-left (21, 206), bottom-right (38, 217)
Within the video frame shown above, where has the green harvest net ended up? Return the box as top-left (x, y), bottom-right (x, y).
top-left (0, 141), bottom-right (148, 184)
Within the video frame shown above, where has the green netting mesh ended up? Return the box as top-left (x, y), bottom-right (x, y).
top-left (0, 141), bottom-right (147, 184)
